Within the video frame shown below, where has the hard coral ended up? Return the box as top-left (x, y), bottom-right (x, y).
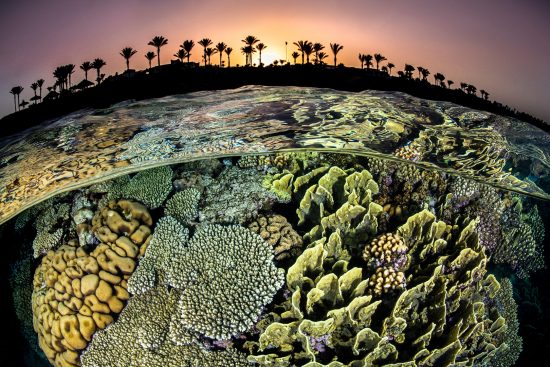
top-left (248, 214), bottom-right (303, 261)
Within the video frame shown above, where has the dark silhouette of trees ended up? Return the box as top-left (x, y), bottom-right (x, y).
top-left (37, 79), bottom-right (44, 101)
top-left (53, 66), bottom-right (68, 90)
top-left (91, 58), bottom-right (106, 84)
top-left (318, 52), bottom-right (328, 65)
top-left (374, 53), bottom-right (386, 70)
top-left (387, 62), bottom-right (395, 76)
top-left (480, 89), bottom-right (489, 100)
top-left (404, 64), bottom-right (415, 79)
top-left (364, 54), bottom-right (373, 70)
top-left (205, 48), bottom-right (217, 65)
top-left (80, 61), bottom-right (92, 81)
top-left (291, 51), bottom-right (299, 64)
top-left (358, 54), bottom-right (365, 69)
top-left (420, 67), bottom-right (430, 81)
top-left (30, 82), bottom-right (38, 104)
top-left (198, 38), bottom-right (213, 66)
top-left (447, 80), bottom-right (454, 89)
top-left (313, 43), bottom-right (324, 64)
top-left (10, 86), bottom-right (23, 111)
top-left (256, 43), bottom-right (266, 66)
top-left (216, 42), bottom-right (227, 66)
top-left (242, 36), bottom-right (259, 66)
top-left (303, 42), bottom-right (313, 64)
top-left (148, 36), bottom-right (168, 67)
top-left (330, 43), bottom-right (344, 67)
top-left (120, 47), bottom-right (138, 71)
top-left (225, 47), bottom-right (233, 67)
top-left (19, 99), bottom-right (28, 109)
top-left (182, 40), bottom-right (195, 63)
top-left (145, 52), bottom-right (156, 69)
top-left (434, 72), bottom-right (445, 87)
top-left (381, 65), bottom-right (388, 73)
top-left (466, 84), bottom-right (477, 96)
top-left (66, 64), bottom-right (75, 88)
top-left (293, 40), bottom-right (309, 64)
top-left (417, 66), bottom-right (424, 79)
top-left (174, 49), bottom-right (186, 63)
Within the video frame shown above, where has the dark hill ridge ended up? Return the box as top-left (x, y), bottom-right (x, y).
top-left (1, 64), bottom-right (548, 137)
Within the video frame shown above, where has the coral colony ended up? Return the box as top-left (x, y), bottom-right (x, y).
top-left (10, 152), bottom-right (539, 367)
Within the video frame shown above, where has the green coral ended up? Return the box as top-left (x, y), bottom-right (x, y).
top-left (108, 165), bottom-right (173, 208)
top-left (81, 287), bottom-right (249, 367)
top-left (129, 219), bottom-right (284, 340)
top-left (249, 210), bottom-right (509, 367)
top-left (164, 188), bottom-right (201, 224)
top-left (32, 228), bottom-right (63, 258)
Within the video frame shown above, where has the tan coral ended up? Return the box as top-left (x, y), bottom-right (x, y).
top-left (248, 214), bottom-right (303, 261)
top-left (32, 199), bottom-right (154, 367)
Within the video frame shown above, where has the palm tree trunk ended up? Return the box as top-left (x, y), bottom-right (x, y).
top-left (148, 60), bottom-right (152, 69)
top-left (334, 56), bottom-right (337, 67)
top-left (85, 70), bottom-right (88, 81)
top-left (227, 55), bottom-right (231, 68)
top-left (13, 95), bottom-right (16, 112)
top-left (302, 53), bottom-right (304, 65)
top-left (187, 54), bottom-right (190, 63)
top-left (259, 51), bottom-right (262, 66)
top-left (126, 59), bottom-right (130, 71)
top-left (17, 94), bottom-right (20, 111)
top-left (157, 47), bottom-right (161, 66)
top-left (220, 53), bottom-right (222, 67)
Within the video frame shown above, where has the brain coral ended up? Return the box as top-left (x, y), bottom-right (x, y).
top-left (32, 200), bottom-right (153, 367)
top-left (248, 214), bottom-right (303, 261)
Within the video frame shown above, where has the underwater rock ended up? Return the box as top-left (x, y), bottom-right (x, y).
top-left (32, 200), bottom-right (153, 367)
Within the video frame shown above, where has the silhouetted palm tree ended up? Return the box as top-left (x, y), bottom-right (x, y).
top-left (37, 79), bottom-right (45, 101)
top-left (30, 82), bottom-right (38, 104)
top-left (466, 84), bottom-right (477, 95)
top-left (182, 40), bottom-right (195, 63)
top-left (480, 89), bottom-right (489, 100)
top-left (66, 64), bottom-right (75, 87)
top-left (358, 54), bottom-right (365, 69)
top-left (242, 36), bottom-right (260, 66)
top-left (148, 36), bottom-right (168, 67)
top-left (145, 51), bottom-right (156, 68)
top-left (421, 67), bottom-right (430, 81)
top-left (313, 43), bottom-right (324, 64)
top-left (198, 38), bottom-right (213, 66)
top-left (53, 66), bottom-right (68, 90)
top-left (460, 82), bottom-right (468, 92)
top-left (293, 40), bottom-right (309, 64)
top-left (404, 64), bottom-right (415, 79)
top-left (318, 52), bottom-right (328, 65)
top-left (364, 54), bottom-right (373, 70)
top-left (291, 51), bottom-right (299, 64)
top-left (397, 70), bottom-right (405, 78)
top-left (387, 62), bottom-right (395, 76)
top-left (256, 43), bottom-right (267, 66)
top-left (330, 43), bottom-right (344, 67)
top-left (447, 80), bottom-right (454, 89)
top-left (9, 87), bottom-right (18, 112)
top-left (120, 47), bottom-right (138, 71)
top-left (416, 66), bottom-right (424, 79)
top-left (240, 46), bottom-right (255, 66)
top-left (91, 58), bottom-right (106, 84)
top-left (225, 47), bottom-right (233, 67)
top-left (80, 61), bottom-right (92, 81)
top-left (205, 48), bottom-right (217, 66)
top-left (10, 86), bottom-right (23, 111)
top-left (374, 53), bottom-right (386, 70)
top-left (174, 49), bottom-right (186, 62)
top-left (216, 42), bottom-right (227, 66)
top-left (434, 72), bottom-right (445, 86)
top-left (381, 65), bottom-right (388, 73)
top-left (303, 42), bottom-right (314, 64)
top-left (19, 99), bottom-right (28, 109)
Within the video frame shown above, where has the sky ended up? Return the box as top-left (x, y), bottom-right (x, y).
top-left (1, 0), bottom-right (549, 121)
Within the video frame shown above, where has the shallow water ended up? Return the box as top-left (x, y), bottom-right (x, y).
top-left (1, 86), bottom-right (549, 367)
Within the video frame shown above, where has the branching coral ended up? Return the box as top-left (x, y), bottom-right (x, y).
top-left (164, 188), bottom-right (201, 224)
top-left (248, 214), bottom-right (303, 261)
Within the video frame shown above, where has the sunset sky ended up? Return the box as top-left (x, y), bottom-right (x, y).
top-left (1, 0), bottom-right (549, 122)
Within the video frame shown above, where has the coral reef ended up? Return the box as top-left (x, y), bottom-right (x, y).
top-left (199, 166), bottom-right (278, 224)
top-left (248, 214), bottom-right (303, 261)
top-left (130, 219), bottom-right (284, 340)
top-left (32, 200), bottom-right (153, 367)
top-left (108, 165), bottom-right (173, 208)
top-left (248, 210), bottom-right (509, 366)
top-left (33, 228), bottom-right (64, 258)
top-left (164, 188), bottom-right (201, 225)
top-left (117, 128), bottom-right (176, 164)
top-left (238, 152), bottom-right (321, 174)
top-left (80, 287), bottom-right (250, 367)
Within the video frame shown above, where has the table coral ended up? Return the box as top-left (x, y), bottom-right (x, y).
top-left (32, 200), bottom-right (153, 367)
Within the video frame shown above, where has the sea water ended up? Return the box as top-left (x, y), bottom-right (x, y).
top-left (0, 86), bottom-right (548, 367)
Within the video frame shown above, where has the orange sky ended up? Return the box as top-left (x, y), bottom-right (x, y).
top-left (1, 0), bottom-right (549, 121)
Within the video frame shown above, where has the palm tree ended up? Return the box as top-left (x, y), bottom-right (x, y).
top-left (30, 82), bottom-right (38, 104)
top-left (374, 53), bottom-right (386, 70)
top-left (80, 61), bottom-right (92, 81)
top-left (242, 36), bottom-right (260, 65)
top-left (91, 58), bottom-right (106, 83)
top-left (433, 72), bottom-right (445, 86)
top-left (381, 65), bottom-right (388, 73)
top-left (10, 86), bottom-right (23, 111)
top-left (174, 49), bottom-right (186, 62)
top-left (120, 47), bottom-right (138, 71)
top-left (182, 40), bottom-right (195, 63)
top-left (330, 43), bottom-right (344, 67)
top-left (198, 38), bottom-right (213, 66)
top-left (313, 43), bottom-right (324, 64)
top-left (145, 51), bottom-right (156, 68)
top-left (256, 43), bottom-right (267, 66)
top-left (216, 42), bottom-right (227, 66)
top-left (404, 64), bottom-right (415, 79)
top-left (387, 62), bottom-right (395, 76)
top-left (421, 67), bottom-right (430, 81)
top-left (416, 66), bottom-right (424, 79)
top-left (293, 40), bottom-right (309, 64)
top-left (240, 46), bottom-right (255, 66)
top-left (358, 53), bottom-right (365, 69)
top-left (66, 64), bottom-right (75, 87)
top-left (53, 66), bottom-right (68, 90)
top-left (205, 48), bottom-right (217, 66)
top-left (397, 70), bottom-right (405, 78)
top-left (291, 51), bottom-right (299, 64)
top-left (466, 84), bottom-right (477, 95)
top-left (225, 47), bottom-right (233, 67)
top-left (37, 79), bottom-right (45, 101)
top-left (148, 36), bottom-right (168, 67)
top-left (303, 42), bottom-right (314, 64)
top-left (317, 52), bottom-right (328, 65)
top-left (460, 82), bottom-right (468, 92)
top-left (480, 89), bottom-right (489, 100)
top-left (447, 80), bottom-right (454, 89)
top-left (364, 54), bottom-right (373, 70)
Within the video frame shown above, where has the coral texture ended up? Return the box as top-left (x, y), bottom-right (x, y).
top-left (248, 214), bottom-right (303, 261)
top-left (164, 188), bottom-right (201, 224)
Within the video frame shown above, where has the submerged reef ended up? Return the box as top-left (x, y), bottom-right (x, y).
top-left (20, 152), bottom-right (539, 367)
